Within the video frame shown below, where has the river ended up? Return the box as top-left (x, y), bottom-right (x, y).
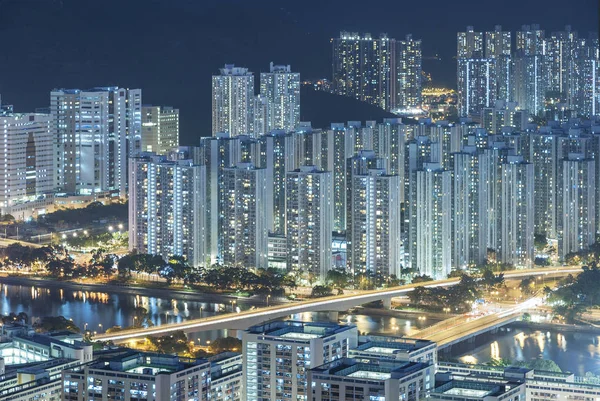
top-left (446, 325), bottom-right (600, 376)
top-left (0, 282), bottom-right (439, 344)
top-left (3, 282), bottom-right (599, 375)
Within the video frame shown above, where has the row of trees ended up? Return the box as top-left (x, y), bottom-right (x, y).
top-left (408, 271), bottom-right (505, 313)
top-left (547, 264), bottom-right (600, 322)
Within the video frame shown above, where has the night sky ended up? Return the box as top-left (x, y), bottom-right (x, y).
top-left (0, 0), bottom-right (597, 144)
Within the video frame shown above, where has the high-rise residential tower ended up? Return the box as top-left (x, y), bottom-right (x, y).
top-left (457, 26), bottom-right (483, 59)
top-left (500, 155), bottom-right (535, 268)
top-left (51, 87), bottom-right (142, 196)
top-left (457, 57), bottom-right (497, 117)
top-left (141, 105), bottom-right (179, 154)
top-left (221, 162), bottom-right (268, 269)
top-left (396, 34), bottom-right (422, 111)
top-left (286, 166), bottom-right (333, 281)
top-left (212, 64), bottom-right (255, 137)
top-left (485, 25), bottom-right (512, 102)
top-left (260, 62), bottom-right (300, 133)
top-left (558, 153), bottom-right (596, 260)
top-left (0, 113), bottom-right (54, 216)
top-left (414, 163), bottom-right (452, 279)
top-left (128, 153), bottom-right (208, 267)
top-left (332, 32), bottom-right (396, 110)
top-left (346, 151), bottom-right (402, 282)
top-left (452, 147), bottom-right (486, 268)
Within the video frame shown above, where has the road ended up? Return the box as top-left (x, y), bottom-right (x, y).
top-left (415, 297), bottom-right (541, 347)
top-left (93, 266), bottom-right (580, 343)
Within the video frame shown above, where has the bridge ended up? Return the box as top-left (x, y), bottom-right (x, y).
top-left (94, 266), bottom-right (579, 343)
top-left (411, 297), bottom-right (539, 348)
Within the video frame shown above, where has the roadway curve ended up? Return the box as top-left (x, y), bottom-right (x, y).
top-left (94, 266), bottom-right (580, 343)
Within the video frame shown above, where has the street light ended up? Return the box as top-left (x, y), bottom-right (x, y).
top-left (84, 322), bottom-right (88, 331)
top-left (108, 226), bottom-right (114, 232)
top-left (133, 316), bottom-right (138, 326)
top-left (266, 294), bottom-right (271, 307)
top-left (118, 224), bottom-right (123, 230)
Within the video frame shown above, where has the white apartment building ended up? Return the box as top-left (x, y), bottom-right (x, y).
top-left (128, 153), bottom-right (208, 267)
top-left (286, 166), bottom-right (333, 281)
top-left (243, 321), bottom-right (358, 401)
top-left (50, 87), bottom-right (142, 196)
top-left (0, 113), bottom-right (54, 215)
top-left (260, 62), bottom-right (300, 133)
top-left (212, 65), bottom-right (255, 137)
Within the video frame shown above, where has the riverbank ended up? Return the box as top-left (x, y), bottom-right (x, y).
top-left (510, 320), bottom-right (600, 334)
top-left (0, 275), bottom-right (281, 306)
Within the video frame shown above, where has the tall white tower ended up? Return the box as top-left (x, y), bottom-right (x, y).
top-left (212, 64), bottom-right (255, 137)
top-left (260, 62), bottom-right (300, 133)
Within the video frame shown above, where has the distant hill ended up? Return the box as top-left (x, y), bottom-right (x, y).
top-left (300, 87), bottom-right (399, 129)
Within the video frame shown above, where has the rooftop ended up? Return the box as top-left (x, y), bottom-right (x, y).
top-left (355, 336), bottom-right (436, 355)
top-left (89, 351), bottom-right (208, 375)
top-left (432, 379), bottom-right (520, 399)
top-left (248, 320), bottom-right (354, 340)
top-left (311, 358), bottom-right (429, 382)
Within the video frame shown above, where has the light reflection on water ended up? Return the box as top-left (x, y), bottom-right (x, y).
top-left (0, 283), bottom-right (441, 344)
top-left (454, 327), bottom-right (600, 376)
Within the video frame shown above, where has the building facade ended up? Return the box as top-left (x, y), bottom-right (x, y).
top-left (141, 105), bottom-right (179, 154)
top-left (259, 63), bottom-right (300, 133)
top-left (242, 321), bottom-right (358, 401)
top-left (212, 65), bottom-right (255, 137)
top-left (128, 153), bottom-right (208, 267)
top-left (50, 87), bottom-right (142, 196)
top-left (286, 166), bottom-right (333, 281)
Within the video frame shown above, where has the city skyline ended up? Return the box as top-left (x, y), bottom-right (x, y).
top-left (0, 0), bottom-right (595, 143)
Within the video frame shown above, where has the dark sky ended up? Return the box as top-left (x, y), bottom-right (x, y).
top-left (0, 0), bottom-right (597, 144)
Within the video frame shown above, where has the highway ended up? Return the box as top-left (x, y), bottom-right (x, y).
top-left (415, 297), bottom-right (540, 347)
top-left (93, 266), bottom-right (580, 343)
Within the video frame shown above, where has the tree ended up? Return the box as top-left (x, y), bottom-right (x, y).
top-left (0, 213), bottom-right (15, 222)
top-left (412, 275), bottom-right (434, 283)
top-left (311, 285), bottom-right (333, 298)
top-left (131, 307), bottom-right (153, 328)
top-left (117, 254), bottom-right (135, 279)
top-left (46, 258), bottom-right (75, 278)
top-left (147, 331), bottom-right (190, 355)
top-left (384, 274), bottom-right (403, 287)
top-left (515, 359), bottom-right (562, 372)
top-left (1, 312), bottom-right (28, 324)
top-left (481, 269), bottom-right (505, 289)
top-left (448, 270), bottom-right (464, 278)
top-left (34, 316), bottom-right (80, 333)
top-left (326, 269), bottom-right (351, 288)
top-left (209, 337), bottom-right (242, 353)
top-left (534, 234), bottom-right (548, 252)
top-left (520, 277), bottom-right (535, 295)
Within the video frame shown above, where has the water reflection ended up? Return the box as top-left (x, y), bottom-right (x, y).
top-left (453, 327), bottom-right (600, 376)
top-left (0, 283), bottom-right (442, 345)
